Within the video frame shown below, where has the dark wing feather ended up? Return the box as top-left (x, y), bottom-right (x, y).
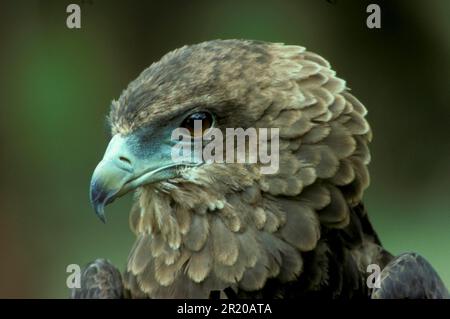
top-left (371, 252), bottom-right (449, 299)
top-left (71, 259), bottom-right (124, 299)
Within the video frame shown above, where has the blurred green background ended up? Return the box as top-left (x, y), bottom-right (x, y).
top-left (0, 0), bottom-right (449, 298)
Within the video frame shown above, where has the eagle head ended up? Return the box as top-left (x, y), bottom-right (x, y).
top-left (89, 40), bottom-right (371, 298)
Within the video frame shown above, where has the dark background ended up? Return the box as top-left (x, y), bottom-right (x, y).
top-left (0, 0), bottom-right (449, 298)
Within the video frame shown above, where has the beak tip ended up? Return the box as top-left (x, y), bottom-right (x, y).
top-left (95, 205), bottom-right (107, 224)
top-left (99, 215), bottom-right (107, 224)
top-left (90, 182), bottom-right (109, 224)
top-left (91, 199), bottom-right (107, 223)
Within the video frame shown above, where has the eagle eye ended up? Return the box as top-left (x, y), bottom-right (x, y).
top-left (180, 111), bottom-right (214, 136)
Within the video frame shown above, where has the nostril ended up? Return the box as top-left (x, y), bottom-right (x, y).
top-left (116, 156), bottom-right (133, 172)
top-left (119, 156), bottom-right (132, 165)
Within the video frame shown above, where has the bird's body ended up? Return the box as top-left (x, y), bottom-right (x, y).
top-left (80, 40), bottom-right (448, 299)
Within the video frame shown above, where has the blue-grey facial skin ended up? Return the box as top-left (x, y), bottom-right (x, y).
top-left (89, 122), bottom-right (189, 223)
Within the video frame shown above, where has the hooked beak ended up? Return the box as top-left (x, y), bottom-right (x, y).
top-left (89, 134), bottom-right (182, 223)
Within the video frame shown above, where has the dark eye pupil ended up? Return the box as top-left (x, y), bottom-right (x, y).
top-left (181, 112), bottom-right (213, 136)
top-left (190, 112), bottom-right (207, 121)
